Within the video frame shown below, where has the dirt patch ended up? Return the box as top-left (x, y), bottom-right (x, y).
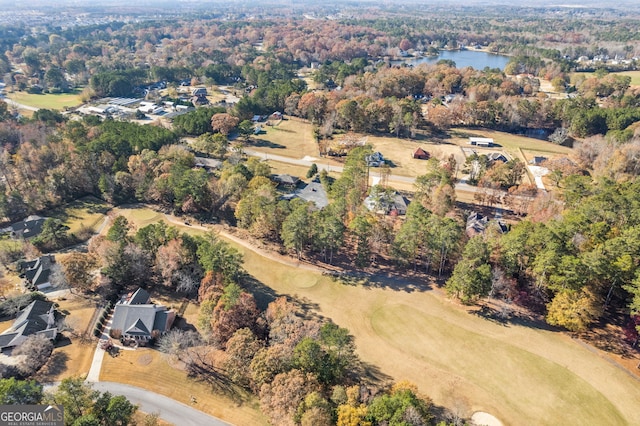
top-left (472, 411), bottom-right (503, 426)
top-left (137, 354), bottom-right (153, 366)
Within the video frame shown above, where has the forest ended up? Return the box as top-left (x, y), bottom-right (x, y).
top-left (0, 3), bottom-right (640, 425)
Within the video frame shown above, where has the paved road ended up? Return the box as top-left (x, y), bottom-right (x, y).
top-left (3, 98), bottom-right (39, 112)
top-left (92, 382), bottom-right (231, 426)
top-left (244, 148), bottom-right (493, 190)
top-left (44, 381), bottom-right (229, 426)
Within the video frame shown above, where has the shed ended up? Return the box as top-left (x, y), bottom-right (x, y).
top-left (413, 147), bottom-right (430, 160)
top-left (469, 137), bottom-right (494, 147)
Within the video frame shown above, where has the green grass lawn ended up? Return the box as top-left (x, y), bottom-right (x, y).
top-left (47, 196), bottom-right (111, 235)
top-left (226, 234), bottom-right (640, 426)
top-left (114, 206), bottom-right (640, 426)
top-left (6, 90), bottom-right (83, 110)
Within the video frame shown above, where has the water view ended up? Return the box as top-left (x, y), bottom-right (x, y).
top-left (394, 49), bottom-right (511, 70)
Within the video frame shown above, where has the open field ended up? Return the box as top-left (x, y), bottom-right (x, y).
top-left (114, 206), bottom-right (640, 426)
top-left (572, 70), bottom-right (640, 87)
top-left (247, 116), bottom-right (572, 189)
top-left (363, 134), bottom-right (465, 178)
top-left (250, 117), bottom-right (319, 159)
top-left (100, 348), bottom-right (267, 426)
top-left (5, 90), bottom-right (83, 110)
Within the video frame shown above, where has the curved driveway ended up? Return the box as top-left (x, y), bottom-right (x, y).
top-left (92, 382), bottom-right (231, 426)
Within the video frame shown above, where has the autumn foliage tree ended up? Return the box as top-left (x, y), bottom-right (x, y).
top-left (210, 113), bottom-right (240, 136)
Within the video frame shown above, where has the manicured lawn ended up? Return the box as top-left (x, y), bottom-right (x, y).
top-left (121, 206), bottom-right (165, 227)
top-left (6, 90), bottom-right (83, 110)
top-left (620, 70), bottom-right (640, 86)
top-left (239, 246), bottom-right (640, 425)
top-left (115, 206), bottom-right (640, 426)
top-left (100, 348), bottom-right (267, 425)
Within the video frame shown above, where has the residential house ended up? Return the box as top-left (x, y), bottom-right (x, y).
top-left (0, 300), bottom-right (58, 352)
top-left (191, 95), bottom-right (209, 106)
top-left (413, 147), bottom-right (430, 160)
top-left (4, 215), bottom-right (47, 239)
top-left (195, 157), bottom-right (223, 172)
top-left (110, 288), bottom-right (175, 345)
top-left (272, 174), bottom-right (301, 189)
top-left (191, 87), bottom-right (207, 97)
top-left (364, 188), bottom-right (409, 216)
top-left (466, 212), bottom-right (489, 237)
top-left (366, 152), bottom-right (385, 167)
top-left (20, 255), bottom-right (56, 290)
top-left (466, 212), bottom-right (508, 237)
top-left (286, 178), bottom-right (329, 209)
top-left (486, 152), bottom-right (508, 163)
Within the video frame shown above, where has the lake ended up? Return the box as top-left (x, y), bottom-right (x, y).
top-left (393, 49), bottom-right (511, 70)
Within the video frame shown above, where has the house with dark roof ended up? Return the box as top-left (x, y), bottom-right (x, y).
top-left (530, 156), bottom-right (548, 166)
top-left (466, 212), bottom-right (489, 237)
top-left (20, 255), bottom-right (56, 290)
top-left (0, 300), bottom-right (58, 351)
top-left (110, 288), bottom-right (175, 345)
top-left (4, 215), bottom-right (47, 239)
top-left (486, 152), bottom-right (508, 163)
top-left (466, 212), bottom-right (508, 237)
top-left (191, 87), bottom-right (207, 97)
top-left (272, 174), bottom-right (301, 189)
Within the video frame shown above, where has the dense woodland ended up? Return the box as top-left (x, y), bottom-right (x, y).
top-left (1, 4), bottom-right (640, 425)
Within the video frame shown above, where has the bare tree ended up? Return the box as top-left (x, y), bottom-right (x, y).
top-left (157, 329), bottom-right (201, 362)
top-left (13, 334), bottom-right (54, 377)
top-left (175, 270), bottom-right (199, 295)
top-left (48, 263), bottom-right (68, 289)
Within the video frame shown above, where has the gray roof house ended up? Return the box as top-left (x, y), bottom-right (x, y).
top-left (5, 215), bottom-right (47, 239)
top-left (20, 255), bottom-right (56, 290)
top-left (295, 179), bottom-right (329, 209)
top-left (466, 212), bottom-right (508, 237)
top-left (110, 288), bottom-right (175, 343)
top-left (364, 188), bottom-right (409, 216)
top-left (0, 300), bottom-right (58, 351)
top-left (282, 178), bottom-right (329, 209)
top-left (365, 152), bottom-right (385, 167)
